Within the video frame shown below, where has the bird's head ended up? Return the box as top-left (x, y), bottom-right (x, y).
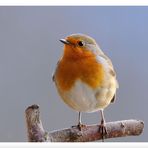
top-left (60, 34), bottom-right (103, 59)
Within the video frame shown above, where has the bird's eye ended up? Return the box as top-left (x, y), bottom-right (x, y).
top-left (78, 41), bottom-right (84, 47)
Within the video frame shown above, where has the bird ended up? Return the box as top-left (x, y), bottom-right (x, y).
top-left (52, 33), bottom-right (118, 140)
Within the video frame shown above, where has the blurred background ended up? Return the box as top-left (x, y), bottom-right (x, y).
top-left (0, 7), bottom-right (147, 142)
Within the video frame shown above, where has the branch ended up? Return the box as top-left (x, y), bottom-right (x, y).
top-left (25, 104), bottom-right (144, 142)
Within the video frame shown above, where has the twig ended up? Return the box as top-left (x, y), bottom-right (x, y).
top-left (25, 104), bottom-right (144, 142)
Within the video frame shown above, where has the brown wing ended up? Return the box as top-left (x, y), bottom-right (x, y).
top-left (111, 93), bottom-right (116, 103)
top-left (52, 60), bottom-right (61, 82)
top-left (100, 54), bottom-right (119, 89)
top-left (99, 54), bottom-right (119, 104)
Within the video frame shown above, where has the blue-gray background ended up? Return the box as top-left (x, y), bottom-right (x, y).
top-left (0, 7), bottom-right (147, 142)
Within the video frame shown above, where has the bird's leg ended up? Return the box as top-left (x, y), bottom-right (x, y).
top-left (77, 112), bottom-right (84, 131)
top-left (98, 110), bottom-right (108, 141)
top-left (72, 112), bottom-right (86, 131)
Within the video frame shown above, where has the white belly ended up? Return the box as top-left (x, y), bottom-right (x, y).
top-left (58, 79), bottom-right (116, 113)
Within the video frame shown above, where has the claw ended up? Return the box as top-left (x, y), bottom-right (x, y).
top-left (98, 123), bottom-right (108, 141)
top-left (99, 110), bottom-right (108, 142)
top-left (72, 122), bottom-right (86, 131)
top-left (78, 123), bottom-right (86, 131)
top-left (71, 112), bottom-right (86, 131)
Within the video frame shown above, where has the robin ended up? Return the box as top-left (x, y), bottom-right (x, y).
top-left (52, 33), bottom-right (118, 140)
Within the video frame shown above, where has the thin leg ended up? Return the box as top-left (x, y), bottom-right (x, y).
top-left (72, 112), bottom-right (86, 131)
top-left (99, 110), bottom-right (108, 141)
top-left (78, 112), bottom-right (82, 125)
top-left (77, 112), bottom-right (86, 131)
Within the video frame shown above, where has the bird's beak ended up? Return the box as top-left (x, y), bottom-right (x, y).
top-left (59, 39), bottom-right (70, 45)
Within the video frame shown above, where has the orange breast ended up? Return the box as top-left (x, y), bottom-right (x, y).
top-left (55, 56), bottom-right (104, 91)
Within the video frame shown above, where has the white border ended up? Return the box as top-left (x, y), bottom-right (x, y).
top-left (0, 0), bottom-right (147, 145)
top-left (0, 143), bottom-right (148, 148)
top-left (0, 0), bottom-right (148, 6)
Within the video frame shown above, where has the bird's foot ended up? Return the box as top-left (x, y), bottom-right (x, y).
top-left (98, 121), bottom-right (108, 142)
top-left (72, 122), bottom-right (86, 131)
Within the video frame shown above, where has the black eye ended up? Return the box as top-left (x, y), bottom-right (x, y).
top-left (78, 41), bottom-right (84, 46)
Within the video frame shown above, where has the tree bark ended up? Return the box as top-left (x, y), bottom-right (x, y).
top-left (25, 104), bottom-right (144, 142)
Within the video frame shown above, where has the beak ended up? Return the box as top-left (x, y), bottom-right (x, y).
top-left (59, 39), bottom-right (70, 45)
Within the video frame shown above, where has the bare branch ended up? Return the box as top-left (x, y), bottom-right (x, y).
top-left (25, 104), bottom-right (144, 142)
top-left (25, 105), bottom-right (51, 142)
